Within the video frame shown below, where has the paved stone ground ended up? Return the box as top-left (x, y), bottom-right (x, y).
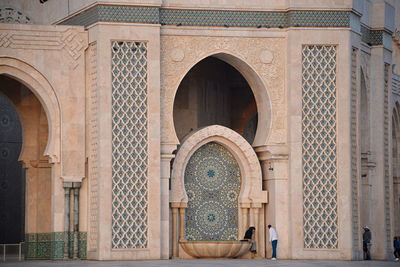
top-left (2, 259), bottom-right (400, 267)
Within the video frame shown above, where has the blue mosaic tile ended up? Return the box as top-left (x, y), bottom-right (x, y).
top-left (184, 142), bottom-right (240, 241)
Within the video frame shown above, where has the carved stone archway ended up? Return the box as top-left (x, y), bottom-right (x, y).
top-left (169, 125), bottom-right (268, 258)
top-left (171, 125), bottom-right (266, 205)
top-left (0, 57), bottom-right (60, 162)
top-left (161, 35), bottom-right (286, 149)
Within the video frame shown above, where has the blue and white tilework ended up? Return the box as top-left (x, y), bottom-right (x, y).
top-left (111, 41), bottom-right (148, 249)
top-left (302, 45), bottom-right (338, 249)
top-left (184, 142), bottom-right (240, 241)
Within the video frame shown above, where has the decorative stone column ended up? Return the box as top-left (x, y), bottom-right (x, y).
top-left (63, 182), bottom-right (72, 259)
top-left (251, 204), bottom-right (262, 257)
top-left (161, 153), bottom-right (174, 259)
top-left (63, 180), bottom-right (83, 259)
top-left (171, 205), bottom-right (179, 258)
top-left (73, 183), bottom-right (81, 259)
top-left (240, 205), bottom-right (250, 238)
top-left (179, 205), bottom-right (187, 242)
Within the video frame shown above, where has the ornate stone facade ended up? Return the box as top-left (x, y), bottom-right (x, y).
top-left (0, 0), bottom-right (399, 262)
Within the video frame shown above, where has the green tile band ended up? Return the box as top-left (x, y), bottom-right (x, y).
top-left (60, 5), bottom-right (387, 45)
top-left (25, 232), bottom-right (87, 260)
top-left (60, 4), bottom-right (350, 29)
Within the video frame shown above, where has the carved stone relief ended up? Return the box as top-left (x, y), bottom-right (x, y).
top-left (161, 36), bottom-right (286, 146)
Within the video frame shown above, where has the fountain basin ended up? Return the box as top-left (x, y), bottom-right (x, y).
top-left (180, 240), bottom-right (251, 258)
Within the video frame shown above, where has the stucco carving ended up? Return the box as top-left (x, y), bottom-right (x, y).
top-left (161, 35), bottom-right (286, 147)
top-left (259, 49), bottom-right (274, 64)
top-left (0, 27), bottom-right (87, 68)
top-left (170, 125), bottom-right (268, 205)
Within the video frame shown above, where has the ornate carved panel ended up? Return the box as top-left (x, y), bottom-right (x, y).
top-left (111, 41), bottom-right (148, 249)
top-left (302, 45), bottom-right (338, 249)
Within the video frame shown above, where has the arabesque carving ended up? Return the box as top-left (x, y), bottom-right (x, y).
top-left (161, 35), bottom-right (286, 146)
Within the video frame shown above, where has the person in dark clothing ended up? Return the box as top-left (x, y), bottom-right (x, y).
top-left (243, 227), bottom-right (256, 253)
top-left (362, 226), bottom-right (372, 260)
top-left (394, 236), bottom-right (400, 261)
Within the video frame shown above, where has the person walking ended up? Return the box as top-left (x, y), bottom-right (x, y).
top-left (268, 225), bottom-right (278, 260)
top-left (394, 236), bottom-right (400, 261)
top-left (362, 226), bottom-right (372, 260)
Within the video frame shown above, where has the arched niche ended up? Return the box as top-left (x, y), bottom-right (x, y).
top-left (170, 125), bottom-right (267, 206)
top-left (0, 57), bottom-right (60, 162)
top-left (167, 52), bottom-right (271, 148)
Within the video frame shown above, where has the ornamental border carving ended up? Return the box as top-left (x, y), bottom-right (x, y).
top-left (0, 26), bottom-right (87, 69)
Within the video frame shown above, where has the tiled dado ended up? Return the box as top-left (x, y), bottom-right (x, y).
top-left (25, 232), bottom-right (87, 260)
top-left (60, 5), bottom-right (351, 29)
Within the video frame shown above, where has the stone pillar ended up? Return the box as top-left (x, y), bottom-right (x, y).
top-left (179, 206), bottom-right (186, 241)
top-left (251, 204), bottom-right (262, 257)
top-left (256, 148), bottom-right (289, 259)
top-left (369, 46), bottom-right (392, 259)
top-left (241, 206), bottom-right (250, 238)
top-left (171, 206), bottom-right (179, 258)
top-left (73, 183), bottom-right (81, 259)
top-left (161, 154), bottom-right (174, 259)
top-left (63, 182), bottom-right (72, 259)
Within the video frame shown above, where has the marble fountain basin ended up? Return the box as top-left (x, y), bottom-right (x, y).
top-left (180, 240), bottom-right (251, 258)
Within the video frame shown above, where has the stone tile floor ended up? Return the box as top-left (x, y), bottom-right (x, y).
top-left (1, 260), bottom-right (400, 267)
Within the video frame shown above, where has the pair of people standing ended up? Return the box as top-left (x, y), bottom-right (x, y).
top-left (243, 225), bottom-right (278, 260)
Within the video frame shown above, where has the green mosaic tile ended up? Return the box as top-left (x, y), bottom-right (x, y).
top-left (78, 232), bottom-right (87, 259)
top-left (23, 232), bottom-right (85, 260)
top-left (360, 25), bottom-right (384, 46)
top-left (61, 4), bottom-right (353, 29)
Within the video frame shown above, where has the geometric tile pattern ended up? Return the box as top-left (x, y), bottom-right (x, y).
top-left (111, 41), bottom-right (148, 249)
top-left (383, 63), bottom-right (391, 256)
top-left (0, 7), bottom-right (31, 24)
top-left (361, 25), bottom-right (384, 46)
top-left (288, 11), bottom-right (349, 27)
top-left (350, 47), bottom-right (360, 251)
top-left (61, 4), bottom-right (351, 29)
top-left (302, 45), bottom-right (338, 249)
top-left (24, 232), bottom-right (86, 260)
top-left (160, 9), bottom-right (286, 28)
top-left (184, 142), bottom-right (240, 241)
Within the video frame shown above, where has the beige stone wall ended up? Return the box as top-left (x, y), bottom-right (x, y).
top-left (0, 23), bottom-right (87, 235)
top-left (86, 22), bottom-right (161, 260)
top-left (287, 28), bottom-right (353, 259)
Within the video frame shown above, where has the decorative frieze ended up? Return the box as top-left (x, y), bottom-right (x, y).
top-left (61, 5), bottom-right (351, 29)
top-left (0, 27), bottom-right (87, 68)
top-left (350, 47), bottom-right (360, 251)
top-left (111, 41), bottom-right (148, 249)
top-left (301, 45), bottom-right (338, 249)
top-left (383, 63), bottom-right (391, 256)
top-left (87, 42), bottom-right (99, 252)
